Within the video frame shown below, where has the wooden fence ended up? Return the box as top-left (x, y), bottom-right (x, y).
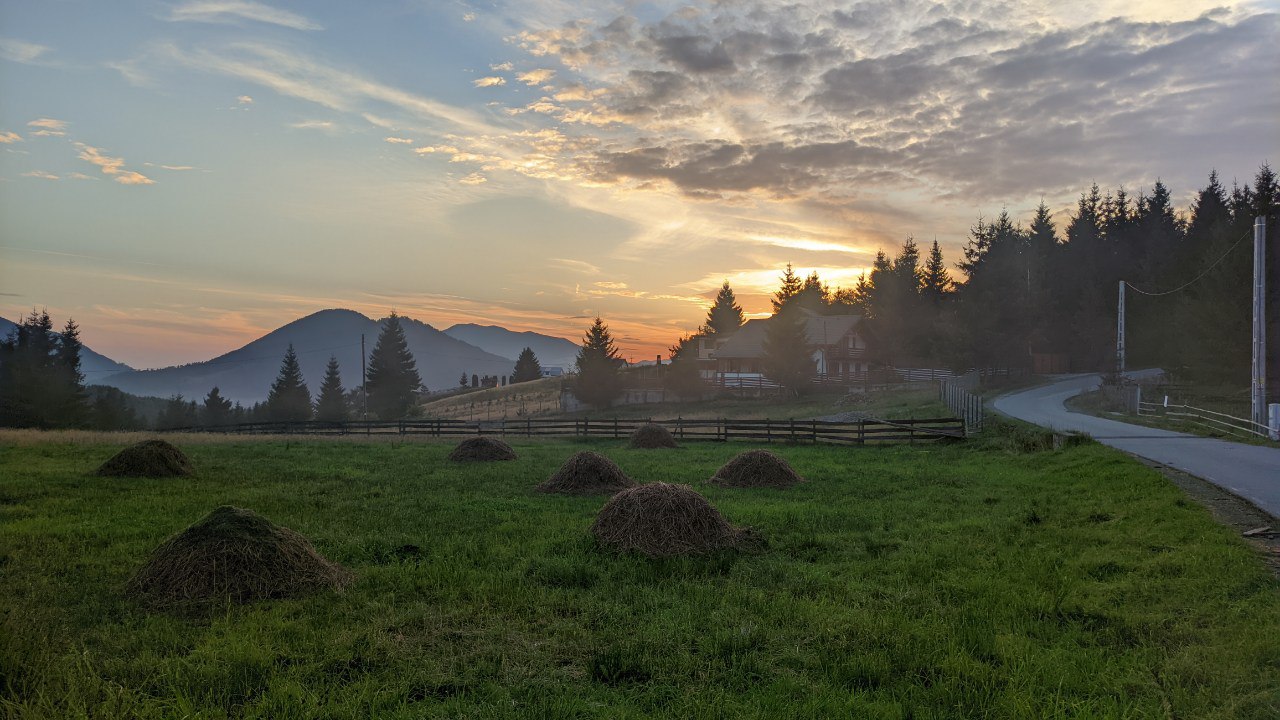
top-left (186, 416), bottom-right (966, 445)
top-left (939, 372), bottom-right (984, 434)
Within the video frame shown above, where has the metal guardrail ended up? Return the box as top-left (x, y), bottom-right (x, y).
top-left (177, 416), bottom-right (966, 445)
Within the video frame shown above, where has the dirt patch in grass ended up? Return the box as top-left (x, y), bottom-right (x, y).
top-left (537, 451), bottom-right (636, 495)
top-left (127, 505), bottom-right (352, 609)
top-left (709, 449), bottom-right (804, 489)
top-left (628, 423), bottom-right (678, 449)
top-left (591, 482), bottom-right (761, 557)
top-left (448, 436), bottom-right (518, 462)
top-left (96, 440), bottom-right (194, 478)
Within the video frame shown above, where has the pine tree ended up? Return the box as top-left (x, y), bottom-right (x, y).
top-left (0, 310), bottom-right (90, 428)
top-left (459, 372), bottom-right (469, 388)
top-left (53, 318), bottom-right (89, 427)
top-left (703, 281), bottom-right (745, 336)
top-left (314, 356), bottom-right (348, 422)
top-left (201, 386), bottom-right (234, 427)
top-left (763, 307), bottom-right (812, 395)
top-left (266, 344), bottom-right (312, 422)
top-left (574, 317), bottom-right (623, 408)
top-left (90, 386), bottom-right (139, 431)
top-left (157, 394), bottom-right (197, 430)
top-left (664, 335), bottom-right (705, 399)
top-left (511, 347), bottom-right (543, 383)
top-left (365, 313), bottom-right (422, 420)
top-left (771, 263), bottom-right (804, 312)
top-left (921, 240), bottom-right (952, 302)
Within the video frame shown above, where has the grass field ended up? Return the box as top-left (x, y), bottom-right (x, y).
top-left (2, 433), bottom-right (1278, 718)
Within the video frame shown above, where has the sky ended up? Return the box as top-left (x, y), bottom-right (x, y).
top-left (1, 0), bottom-right (1277, 369)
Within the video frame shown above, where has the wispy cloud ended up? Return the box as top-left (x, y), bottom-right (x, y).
top-left (27, 118), bottom-right (67, 137)
top-left (490, 61), bottom-right (513, 71)
top-left (472, 76), bottom-right (507, 87)
top-left (237, 95), bottom-right (253, 104)
top-left (0, 38), bottom-right (51, 64)
top-left (289, 120), bottom-right (334, 130)
top-left (0, 131), bottom-right (21, 144)
top-left (516, 68), bottom-right (555, 86)
top-left (458, 172), bottom-right (487, 185)
top-left (75, 143), bottom-right (155, 185)
top-left (143, 42), bottom-right (502, 137)
top-left (167, 1), bottom-right (321, 31)
top-left (21, 170), bottom-right (59, 180)
top-left (550, 258), bottom-right (601, 275)
top-left (384, 136), bottom-right (413, 144)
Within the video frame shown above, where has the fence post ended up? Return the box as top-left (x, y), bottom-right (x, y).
top-left (766, 419), bottom-right (772, 444)
top-left (614, 417), bottom-right (619, 439)
top-left (812, 420), bottom-right (817, 444)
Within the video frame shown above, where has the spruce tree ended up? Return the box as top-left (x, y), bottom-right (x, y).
top-left (314, 356), bottom-right (348, 422)
top-left (365, 313), bottom-right (422, 420)
top-left (511, 347), bottom-right (543, 383)
top-left (459, 372), bottom-right (469, 388)
top-left (201, 386), bottom-right (233, 427)
top-left (90, 386), bottom-right (138, 431)
top-left (771, 263), bottom-right (804, 312)
top-left (921, 240), bottom-right (952, 303)
top-left (0, 310), bottom-right (90, 428)
top-left (53, 318), bottom-right (89, 427)
top-left (703, 281), bottom-right (745, 336)
top-left (574, 317), bottom-right (623, 408)
top-left (664, 334), bottom-right (706, 398)
top-left (763, 307), bottom-right (813, 395)
top-left (266, 344), bottom-right (312, 422)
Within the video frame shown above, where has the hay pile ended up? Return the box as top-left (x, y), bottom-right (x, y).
top-left (126, 505), bottom-right (352, 608)
top-left (590, 482), bottom-right (756, 557)
top-left (448, 436), bottom-right (518, 462)
top-left (96, 439), bottom-right (193, 477)
top-left (628, 423), bottom-right (679, 449)
top-left (537, 451), bottom-right (636, 495)
top-left (709, 449), bottom-right (804, 489)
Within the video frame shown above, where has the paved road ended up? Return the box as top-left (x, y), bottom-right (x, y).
top-left (993, 374), bottom-right (1280, 518)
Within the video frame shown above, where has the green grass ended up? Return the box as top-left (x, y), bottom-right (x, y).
top-left (2, 434), bottom-right (1278, 718)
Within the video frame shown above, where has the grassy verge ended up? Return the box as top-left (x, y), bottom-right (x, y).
top-left (1065, 390), bottom-right (1277, 446)
top-left (2, 435), bottom-right (1277, 718)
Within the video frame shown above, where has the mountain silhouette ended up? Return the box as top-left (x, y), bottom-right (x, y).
top-left (96, 309), bottom-right (517, 404)
top-left (443, 323), bottom-right (580, 370)
top-left (0, 315), bottom-right (134, 379)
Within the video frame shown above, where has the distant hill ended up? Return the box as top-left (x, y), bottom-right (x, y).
top-left (0, 315), bottom-right (134, 378)
top-left (96, 309), bottom-right (517, 404)
top-left (443, 323), bottom-right (579, 370)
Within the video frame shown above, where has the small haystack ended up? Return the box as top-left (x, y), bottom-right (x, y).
top-left (96, 439), bottom-right (194, 478)
top-left (537, 451), bottom-right (635, 495)
top-left (628, 423), bottom-right (679, 449)
top-left (591, 482), bottom-right (756, 557)
top-left (709, 449), bottom-right (803, 489)
top-left (127, 506), bottom-right (352, 608)
top-left (448, 436), bottom-right (518, 462)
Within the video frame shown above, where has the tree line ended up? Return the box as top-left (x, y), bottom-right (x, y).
top-left (0, 310), bottom-right (554, 430)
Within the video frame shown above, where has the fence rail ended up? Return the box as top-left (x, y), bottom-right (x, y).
top-left (181, 415), bottom-right (966, 445)
top-left (939, 372), bottom-right (984, 434)
top-left (1137, 400), bottom-right (1272, 439)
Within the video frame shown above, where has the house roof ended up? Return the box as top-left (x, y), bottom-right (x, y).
top-left (712, 312), bottom-right (862, 359)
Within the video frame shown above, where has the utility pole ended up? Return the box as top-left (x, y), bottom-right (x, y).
top-left (1251, 216), bottom-right (1267, 431)
top-left (361, 333), bottom-right (367, 421)
top-left (1115, 280), bottom-right (1126, 377)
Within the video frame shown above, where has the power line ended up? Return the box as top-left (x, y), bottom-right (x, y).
top-left (1123, 227), bottom-right (1252, 297)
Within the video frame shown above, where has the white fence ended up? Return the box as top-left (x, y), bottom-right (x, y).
top-left (1137, 393), bottom-right (1276, 440)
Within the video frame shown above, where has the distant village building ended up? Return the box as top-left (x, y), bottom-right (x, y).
top-left (540, 366), bottom-right (565, 377)
top-left (704, 311), bottom-right (869, 387)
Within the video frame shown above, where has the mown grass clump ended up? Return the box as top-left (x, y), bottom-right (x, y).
top-left (591, 482), bottom-right (760, 557)
top-left (127, 505), bottom-right (352, 609)
top-left (628, 423), bottom-right (678, 449)
top-left (95, 439), bottom-right (193, 477)
top-left (1, 436), bottom-right (1277, 718)
top-left (448, 436), bottom-right (518, 462)
top-left (537, 450), bottom-right (635, 495)
top-left (709, 449), bottom-right (804, 488)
